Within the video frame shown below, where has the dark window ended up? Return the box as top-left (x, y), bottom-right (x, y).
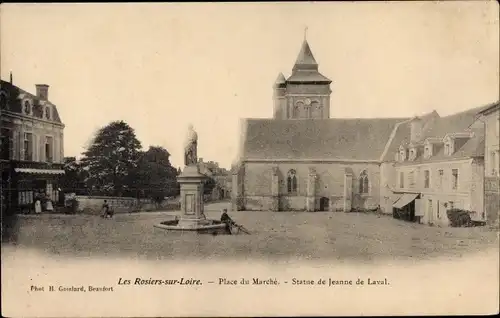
top-left (24, 133), bottom-right (33, 161)
top-left (24, 101), bottom-right (31, 114)
top-left (1, 128), bottom-right (13, 160)
top-left (287, 169), bottom-right (297, 194)
top-left (45, 136), bottom-right (53, 163)
top-left (0, 93), bottom-right (7, 110)
top-left (452, 169), bottom-right (459, 190)
top-left (359, 170), bottom-right (369, 194)
top-left (424, 170), bottom-right (430, 188)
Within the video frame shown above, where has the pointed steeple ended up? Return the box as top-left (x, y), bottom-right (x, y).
top-left (273, 72), bottom-right (286, 88)
top-left (287, 36), bottom-right (331, 84)
top-left (292, 39), bottom-right (318, 72)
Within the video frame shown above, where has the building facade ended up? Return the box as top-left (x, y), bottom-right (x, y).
top-left (477, 102), bottom-right (500, 226)
top-left (1, 77), bottom-right (65, 214)
top-left (233, 38), bottom-right (412, 213)
top-left (197, 158), bottom-right (231, 200)
top-left (232, 36), bottom-right (492, 227)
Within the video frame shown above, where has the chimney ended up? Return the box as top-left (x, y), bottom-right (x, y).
top-left (35, 84), bottom-right (49, 101)
top-left (410, 116), bottom-right (423, 143)
top-left (9, 72), bottom-right (13, 84)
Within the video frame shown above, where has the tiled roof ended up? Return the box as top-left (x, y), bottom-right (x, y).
top-left (286, 70), bottom-right (332, 83)
top-left (380, 111), bottom-right (438, 161)
top-left (421, 105), bottom-right (486, 139)
top-left (477, 101), bottom-right (500, 115)
top-left (286, 39), bottom-right (332, 84)
top-left (391, 106), bottom-right (489, 163)
top-left (293, 39), bottom-right (318, 68)
top-left (397, 130), bottom-right (485, 166)
top-left (274, 73), bottom-right (286, 86)
top-left (0, 79), bottom-right (63, 124)
top-left (242, 117), bottom-right (409, 161)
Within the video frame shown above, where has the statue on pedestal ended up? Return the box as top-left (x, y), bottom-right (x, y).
top-left (184, 124), bottom-right (198, 166)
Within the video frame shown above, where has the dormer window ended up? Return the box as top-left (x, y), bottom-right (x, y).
top-left (399, 148), bottom-right (407, 161)
top-left (442, 135), bottom-right (454, 156)
top-left (23, 100), bottom-right (31, 115)
top-left (45, 106), bottom-right (51, 120)
top-left (409, 148), bottom-right (417, 161)
top-left (424, 145), bottom-right (432, 159)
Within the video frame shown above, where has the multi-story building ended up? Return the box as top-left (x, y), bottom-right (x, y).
top-left (476, 102), bottom-right (500, 226)
top-left (391, 108), bottom-right (486, 226)
top-left (1, 76), bottom-right (65, 214)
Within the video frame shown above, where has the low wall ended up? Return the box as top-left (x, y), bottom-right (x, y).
top-left (71, 196), bottom-right (179, 214)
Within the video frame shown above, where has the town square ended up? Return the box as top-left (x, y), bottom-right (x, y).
top-left (0, 2), bottom-right (499, 317)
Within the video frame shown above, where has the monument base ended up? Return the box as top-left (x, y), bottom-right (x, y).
top-left (153, 216), bottom-right (228, 235)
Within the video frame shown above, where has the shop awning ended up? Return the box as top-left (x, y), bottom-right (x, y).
top-left (393, 193), bottom-right (419, 209)
top-left (14, 168), bottom-right (65, 175)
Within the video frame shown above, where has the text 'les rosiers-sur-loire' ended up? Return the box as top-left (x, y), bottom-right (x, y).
top-left (117, 277), bottom-right (389, 286)
top-left (118, 278), bottom-right (203, 286)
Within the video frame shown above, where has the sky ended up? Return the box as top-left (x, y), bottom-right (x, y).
top-left (1, 2), bottom-right (498, 169)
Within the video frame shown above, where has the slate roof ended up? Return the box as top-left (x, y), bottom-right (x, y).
top-left (393, 105), bottom-right (489, 164)
top-left (274, 73), bottom-right (286, 88)
top-left (293, 39), bottom-right (318, 68)
top-left (0, 79), bottom-right (63, 124)
top-left (287, 70), bottom-right (332, 84)
top-left (241, 117), bottom-right (409, 161)
top-left (380, 111), bottom-right (438, 161)
top-left (476, 101), bottom-right (500, 116)
top-left (286, 39), bottom-right (332, 84)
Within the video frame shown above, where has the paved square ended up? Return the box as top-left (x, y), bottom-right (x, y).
top-left (3, 203), bottom-right (498, 263)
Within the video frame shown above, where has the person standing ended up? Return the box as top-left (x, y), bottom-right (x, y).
top-left (101, 200), bottom-right (111, 218)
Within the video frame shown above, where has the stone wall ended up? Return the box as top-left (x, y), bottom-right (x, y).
top-left (240, 161), bottom-right (381, 211)
top-left (71, 196), bottom-right (178, 214)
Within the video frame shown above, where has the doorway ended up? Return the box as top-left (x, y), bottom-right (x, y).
top-left (319, 197), bottom-right (329, 211)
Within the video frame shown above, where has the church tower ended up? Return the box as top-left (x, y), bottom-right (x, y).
top-left (273, 33), bottom-right (332, 120)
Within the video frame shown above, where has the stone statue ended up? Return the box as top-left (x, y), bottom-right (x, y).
top-left (184, 124), bottom-right (198, 166)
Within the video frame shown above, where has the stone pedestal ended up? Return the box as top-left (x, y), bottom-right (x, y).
top-left (177, 165), bottom-right (210, 228)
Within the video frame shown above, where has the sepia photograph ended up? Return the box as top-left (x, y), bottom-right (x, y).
top-left (1, 1), bottom-right (499, 317)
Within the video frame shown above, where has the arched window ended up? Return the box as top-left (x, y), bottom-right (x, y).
top-left (287, 169), bottom-right (297, 194)
top-left (359, 170), bottom-right (369, 194)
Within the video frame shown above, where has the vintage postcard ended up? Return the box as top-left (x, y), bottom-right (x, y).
top-left (1, 1), bottom-right (499, 317)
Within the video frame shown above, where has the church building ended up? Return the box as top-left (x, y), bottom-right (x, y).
top-left (231, 37), bottom-right (488, 219)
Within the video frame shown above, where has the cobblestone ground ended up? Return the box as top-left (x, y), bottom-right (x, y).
top-left (2, 201), bottom-right (498, 263)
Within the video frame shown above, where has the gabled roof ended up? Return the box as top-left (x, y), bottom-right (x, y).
top-left (0, 79), bottom-right (63, 124)
top-left (242, 117), bottom-right (409, 161)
